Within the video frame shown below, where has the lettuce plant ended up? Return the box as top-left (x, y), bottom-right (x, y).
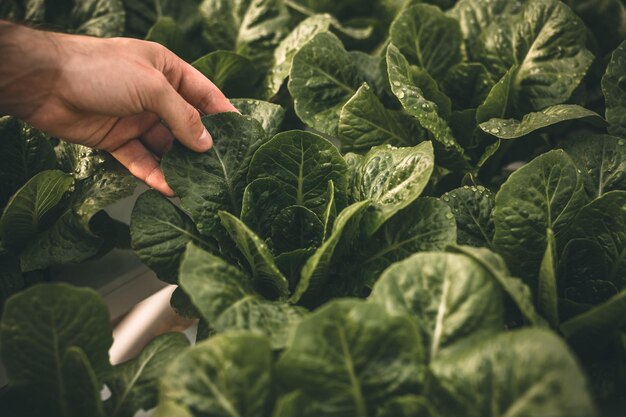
top-left (129, 111), bottom-right (460, 345)
top-left (0, 117), bottom-right (135, 309)
top-left (1, 0), bottom-right (626, 416)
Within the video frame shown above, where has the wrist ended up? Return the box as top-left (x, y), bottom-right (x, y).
top-left (0, 21), bottom-right (63, 120)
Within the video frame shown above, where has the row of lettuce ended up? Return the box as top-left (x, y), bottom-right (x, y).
top-left (1, 0), bottom-right (625, 416)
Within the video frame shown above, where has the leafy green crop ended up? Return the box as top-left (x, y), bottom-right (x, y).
top-left (0, 117), bottom-right (135, 309)
top-left (132, 111), bottom-right (452, 318)
top-left (2, 0), bottom-right (626, 416)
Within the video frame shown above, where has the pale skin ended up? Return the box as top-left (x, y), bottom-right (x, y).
top-left (0, 21), bottom-right (238, 196)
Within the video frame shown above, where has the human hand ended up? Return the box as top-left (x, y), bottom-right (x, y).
top-left (0, 22), bottom-right (237, 196)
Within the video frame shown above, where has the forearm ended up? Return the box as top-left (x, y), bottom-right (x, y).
top-left (0, 21), bottom-right (62, 119)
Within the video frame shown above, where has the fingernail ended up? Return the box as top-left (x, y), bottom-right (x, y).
top-left (197, 128), bottom-right (213, 149)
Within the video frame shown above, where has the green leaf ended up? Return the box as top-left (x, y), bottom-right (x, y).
top-left (321, 180), bottom-right (336, 241)
top-left (429, 329), bottom-right (598, 417)
top-left (441, 63), bottom-right (494, 110)
top-left (154, 401), bottom-right (194, 417)
top-left (449, 0), bottom-right (523, 62)
top-left (348, 51), bottom-right (388, 97)
top-left (441, 185), bottom-right (495, 248)
top-left (19, 153), bottom-right (136, 271)
top-left (602, 41), bottom-right (626, 137)
top-left (289, 32), bottom-right (364, 135)
top-left (560, 239), bottom-right (614, 293)
top-left (192, 51), bottom-right (259, 98)
top-left (389, 4), bottom-right (462, 80)
top-left (130, 190), bottom-right (216, 284)
top-left (0, 284), bottom-right (112, 414)
top-left (408, 62), bottom-right (453, 120)
top-left (345, 152), bottom-right (363, 180)
top-left (448, 108), bottom-right (479, 151)
top-left (66, 150), bottom-right (136, 218)
top-left (566, 0), bottom-right (626, 56)
top-left (274, 248), bottom-right (315, 290)
top-left (377, 396), bottom-right (436, 417)
top-left (463, 0), bottom-right (593, 113)
top-left (338, 83), bottom-right (426, 152)
top-left (283, 0), bottom-right (379, 37)
top-left (349, 142), bottom-right (435, 236)
top-left (0, 170), bottom-right (73, 250)
top-left (538, 228), bottom-right (559, 329)
top-left (370, 251), bottom-right (504, 362)
top-left (61, 347), bottom-right (106, 417)
top-left (3, 0), bottom-right (125, 37)
top-left (106, 333), bottom-right (190, 417)
top-left (199, 0), bottom-right (290, 71)
top-left (479, 105), bottom-right (605, 139)
top-left (293, 201), bottom-right (370, 305)
top-left (219, 211), bottom-right (289, 300)
top-left (121, 0), bottom-right (158, 38)
top-left (145, 16), bottom-right (187, 58)
top-left (561, 289), bottom-right (626, 354)
top-left (271, 205), bottom-right (323, 253)
top-left (169, 287), bottom-right (201, 320)
top-left (562, 134), bottom-right (626, 199)
top-left (271, 391), bottom-right (325, 417)
top-left (276, 299), bottom-right (423, 416)
top-left (449, 245), bottom-right (546, 326)
top-left (162, 113), bottom-right (265, 236)
top-left (180, 244), bottom-right (305, 348)
top-left (386, 44), bottom-right (468, 170)
top-left (231, 99), bottom-right (286, 137)
top-left (240, 178), bottom-right (292, 240)
top-left (157, 332), bottom-right (273, 417)
top-left (0, 117), bottom-right (56, 208)
top-left (0, 386), bottom-right (47, 416)
top-left (264, 13), bottom-right (334, 98)
top-left (19, 210), bottom-right (101, 272)
top-left (493, 150), bottom-right (587, 285)
top-left (285, 0), bottom-right (376, 19)
top-left (248, 130), bottom-right (348, 217)
top-left (0, 253), bottom-right (23, 310)
top-left (355, 198), bottom-right (457, 287)
top-left (142, 0), bottom-right (207, 61)
top-left (475, 65), bottom-right (518, 123)
top-left (123, 0), bottom-right (200, 39)
top-left (563, 191), bottom-right (626, 288)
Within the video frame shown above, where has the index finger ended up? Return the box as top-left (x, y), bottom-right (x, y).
top-left (163, 54), bottom-right (238, 115)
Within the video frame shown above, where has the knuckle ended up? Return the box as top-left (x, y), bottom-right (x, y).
top-left (127, 153), bottom-right (156, 179)
top-left (146, 41), bottom-right (172, 68)
top-left (183, 105), bottom-right (201, 127)
top-left (144, 165), bottom-right (161, 183)
top-left (197, 90), bottom-right (215, 114)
